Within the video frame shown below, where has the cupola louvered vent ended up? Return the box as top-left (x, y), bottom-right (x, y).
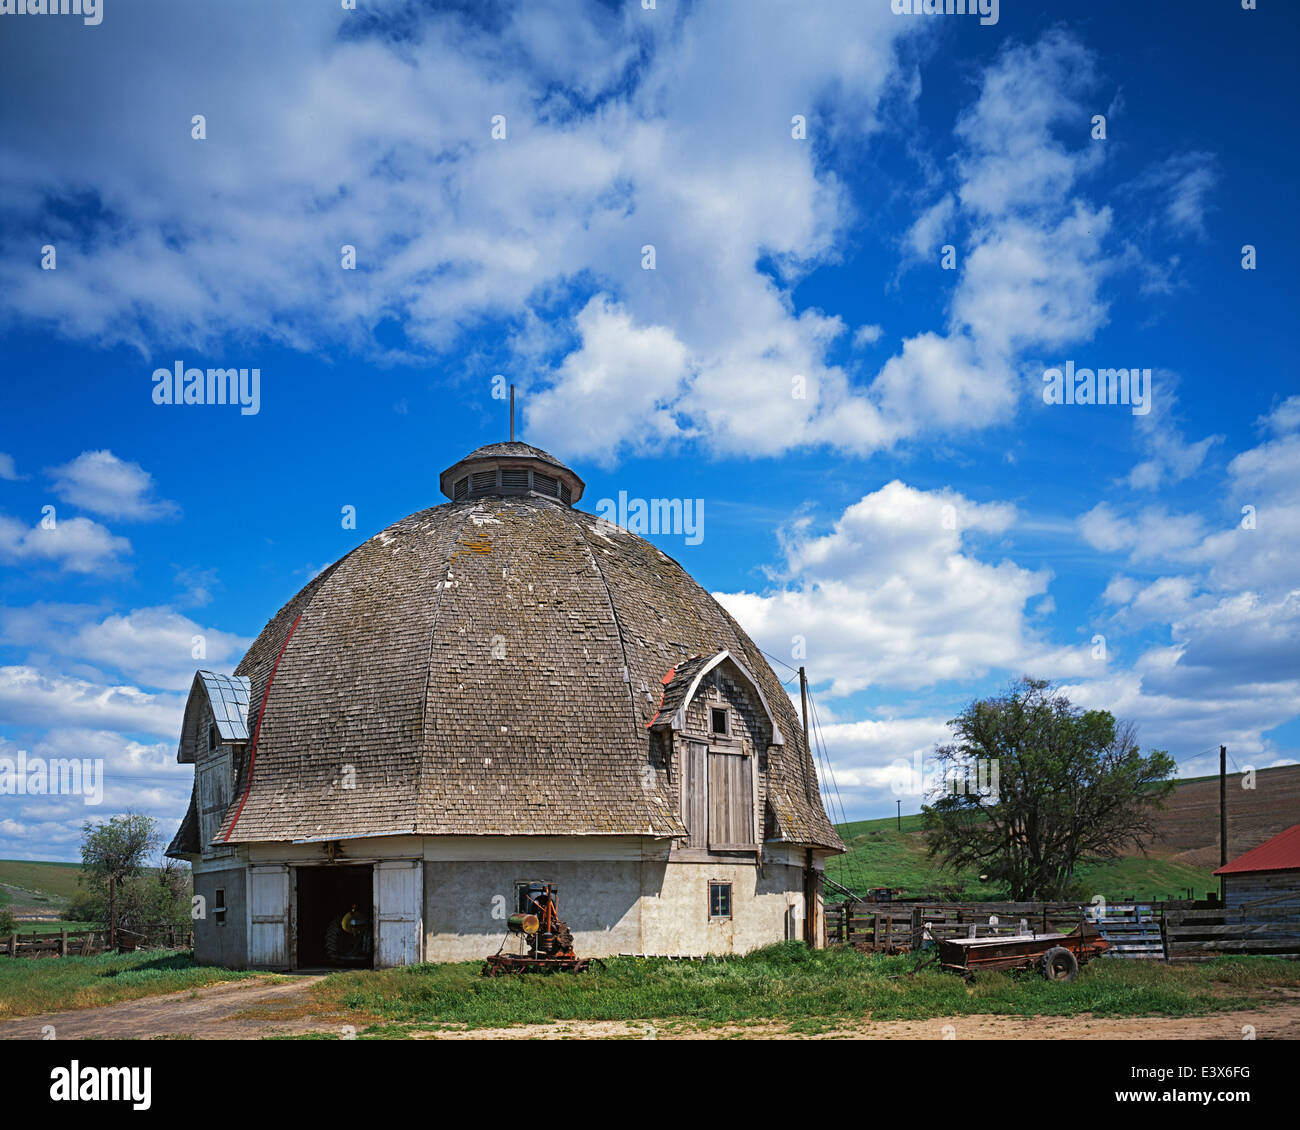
top-left (453, 477), bottom-right (469, 500)
top-left (471, 470), bottom-right (497, 493)
top-left (534, 471), bottom-right (559, 497)
top-left (502, 469), bottom-right (528, 494)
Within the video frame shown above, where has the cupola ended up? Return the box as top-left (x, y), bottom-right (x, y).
top-left (438, 441), bottom-right (585, 506)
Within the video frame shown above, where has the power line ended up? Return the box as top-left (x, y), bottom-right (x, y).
top-left (758, 645), bottom-right (800, 678)
top-left (805, 682), bottom-right (871, 899)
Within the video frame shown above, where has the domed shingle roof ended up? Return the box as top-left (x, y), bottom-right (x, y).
top-left (208, 490), bottom-right (842, 851)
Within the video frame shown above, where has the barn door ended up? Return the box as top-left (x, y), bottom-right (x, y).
top-left (684, 741), bottom-right (708, 848)
top-left (708, 750), bottom-right (755, 849)
top-left (248, 864), bottom-right (290, 969)
top-left (373, 860), bottom-right (422, 968)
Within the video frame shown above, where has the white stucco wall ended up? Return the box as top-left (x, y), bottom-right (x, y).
top-left (424, 837), bottom-right (818, 960)
top-left (204, 835), bottom-right (826, 967)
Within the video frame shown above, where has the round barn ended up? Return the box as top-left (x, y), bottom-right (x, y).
top-left (167, 441), bottom-right (844, 969)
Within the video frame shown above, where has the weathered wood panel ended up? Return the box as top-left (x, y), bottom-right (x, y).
top-left (374, 860), bottom-right (422, 968)
top-left (708, 750), bottom-right (753, 847)
top-left (248, 864), bottom-right (290, 968)
top-left (684, 741), bottom-right (708, 849)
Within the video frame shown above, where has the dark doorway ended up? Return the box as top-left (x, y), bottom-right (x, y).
top-left (296, 865), bottom-right (373, 969)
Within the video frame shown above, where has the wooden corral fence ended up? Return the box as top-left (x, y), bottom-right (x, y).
top-left (1090, 904), bottom-right (1167, 959)
top-left (3, 924), bottom-right (194, 959)
top-left (825, 901), bottom-right (1182, 960)
top-left (1164, 892), bottom-right (1300, 961)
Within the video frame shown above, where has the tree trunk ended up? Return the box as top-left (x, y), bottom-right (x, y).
top-left (108, 873), bottom-right (116, 949)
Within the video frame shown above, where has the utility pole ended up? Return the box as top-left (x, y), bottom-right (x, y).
top-left (798, 666), bottom-right (815, 803)
top-left (798, 666), bottom-right (816, 947)
top-left (897, 799), bottom-right (902, 832)
top-left (509, 383), bottom-right (515, 442)
top-left (798, 667), bottom-right (810, 755)
top-left (1219, 744), bottom-right (1228, 901)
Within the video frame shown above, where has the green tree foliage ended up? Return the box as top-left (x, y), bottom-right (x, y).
top-left (65, 854), bottom-right (192, 932)
top-left (922, 678), bottom-right (1177, 901)
top-left (78, 812), bottom-right (161, 944)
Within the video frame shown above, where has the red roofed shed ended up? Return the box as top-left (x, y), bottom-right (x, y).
top-left (1213, 823), bottom-right (1300, 919)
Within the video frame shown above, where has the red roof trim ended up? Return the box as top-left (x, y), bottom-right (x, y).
top-left (1214, 823), bottom-right (1300, 875)
top-left (644, 664), bottom-right (678, 729)
top-left (223, 614), bottom-right (301, 842)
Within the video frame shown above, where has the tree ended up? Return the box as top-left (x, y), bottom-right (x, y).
top-left (79, 812), bottom-right (159, 946)
top-left (922, 678), bottom-right (1176, 901)
top-left (65, 851), bottom-right (192, 933)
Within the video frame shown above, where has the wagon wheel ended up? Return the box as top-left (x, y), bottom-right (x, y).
top-left (1041, 946), bottom-right (1078, 982)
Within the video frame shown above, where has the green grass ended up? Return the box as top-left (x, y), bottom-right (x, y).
top-left (1072, 856), bottom-right (1217, 903)
top-left (9, 921), bottom-right (99, 936)
top-left (0, 950), bottom-right (265, 1020)
top-left (307, 943), bottom-right (1300, 1036)
top-left (826, 814), bottom-right (1218, 902)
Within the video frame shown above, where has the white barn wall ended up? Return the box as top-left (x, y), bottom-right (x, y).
top-left (192, 863), bottom-right (248, 968)
top-left (202, 834), bottom-right (826, 966)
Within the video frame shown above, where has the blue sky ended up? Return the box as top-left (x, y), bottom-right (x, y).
top-left (1, 0), bottom-right (1297, 860)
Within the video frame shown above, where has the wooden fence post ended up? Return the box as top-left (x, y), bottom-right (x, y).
top-left (911, 905), bottom-right (922, 952)
top-left (59, 929), bottom-right (67, 958)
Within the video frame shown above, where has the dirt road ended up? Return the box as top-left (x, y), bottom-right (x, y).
top-left (435, 1001), bottom-right (1300, 1040)
top-left (1, 979), bottom-right (1296, 1040)
top-left (0, 976), bottom-right (336, 1041)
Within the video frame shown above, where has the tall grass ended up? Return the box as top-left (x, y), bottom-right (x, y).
top-left (311, 942), bottom-right (1300, 1033)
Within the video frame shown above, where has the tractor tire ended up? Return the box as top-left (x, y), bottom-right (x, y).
top-left (324, 918), bottom-right (344, 964)
top-left (1042, 946), bottom-right (1078, 982)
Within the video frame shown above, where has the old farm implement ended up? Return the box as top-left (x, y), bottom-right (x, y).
top-left (925, 918), bottom-right (1109, 981)
top-left (482, 882), bottom-right (601, 976)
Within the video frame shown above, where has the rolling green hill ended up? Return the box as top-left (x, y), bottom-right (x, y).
top-left (0, 860), bottom-right (86, 920)
top-left (825, 813), bottom-right (1218, 903)
top-left (827, 764), bottom-right (1300, 903)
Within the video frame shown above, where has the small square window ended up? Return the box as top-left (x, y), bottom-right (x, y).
top-left (711, 708), bottom-right (728, 735)
top-left (709, 881), bottom-right (732, 920)
top-left (214, 888), bottom-right (227, 927)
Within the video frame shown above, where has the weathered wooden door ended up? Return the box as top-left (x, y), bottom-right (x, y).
top-left (684, 741), bottom-right (708, 848)
top-left (248, 864), bottom-right (290, 969)
top-left (708, 750), bottom-right (755, 849)
top-left (373, 860), bottom-right (422, 968)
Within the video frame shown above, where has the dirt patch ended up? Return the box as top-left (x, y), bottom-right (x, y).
top-left (3, 976), bottom-right (1297, 1041)
top-left (0, 975), bottom-right (339, 1041)
top-left (407, 1000), bottom-right (1300, 1040)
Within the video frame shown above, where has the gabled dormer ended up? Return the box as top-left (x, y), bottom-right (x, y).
top-left (172, 671), bottom-right (251, 859)
top-left (647, 650), bottom-right (785, 856)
